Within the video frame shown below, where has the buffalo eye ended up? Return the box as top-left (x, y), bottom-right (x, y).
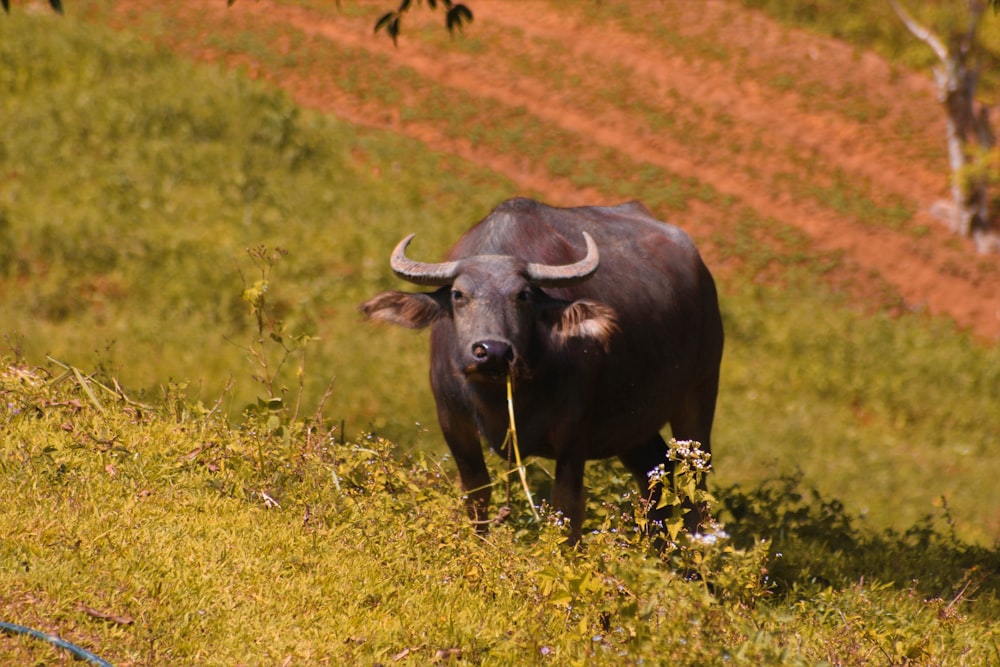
top-left (451, 289), bottom-right (465, 303)
top-left (516, 288), bottom-right (532, 302)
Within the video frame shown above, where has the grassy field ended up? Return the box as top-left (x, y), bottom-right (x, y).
top-left (2, 3), bottom-right (1000, 664)
top-left (3, 361), bottom-right (999, 665)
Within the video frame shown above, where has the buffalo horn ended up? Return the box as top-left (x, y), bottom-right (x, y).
top-left (525, 232), bottom-right (600, 287)
top-left (390, 234), bottom-right (460, 286)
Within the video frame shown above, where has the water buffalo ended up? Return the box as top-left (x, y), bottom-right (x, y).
top-left (362, 197), bottom-right (723, 543)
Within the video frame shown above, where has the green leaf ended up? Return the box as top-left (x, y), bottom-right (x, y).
top-left (665, 516), bottom-right (684, 541)
top-left (446, 4), bottom-right (473, 32)
top-left (374, 12), bottom-right (402, 46)
top-left (374, 11), bottom-right (395, 34)
top-left (655, 490), bottom-right (680, 510)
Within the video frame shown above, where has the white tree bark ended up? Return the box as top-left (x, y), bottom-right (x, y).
top-left (890, 0), bottom-right (994, 238)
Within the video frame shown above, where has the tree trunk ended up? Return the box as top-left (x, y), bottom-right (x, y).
top-left (891, 0), bottom-right (995, 238)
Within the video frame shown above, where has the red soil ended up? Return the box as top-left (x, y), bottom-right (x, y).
top-left (102, 0), bottom-right (1000, 342)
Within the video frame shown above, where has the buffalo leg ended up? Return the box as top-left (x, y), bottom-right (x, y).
top-left (667, 373), bottom-right (719, 462)
top-left (620, 433), bottom-right (677, 536)
top-left (664, 374), bottom-right (720, 533)
top-left (453, 450), bottom-right (492, 532)
top-left (620, 435), bottom-right (711, 538)
top-left (454, 448), bottom-right (491, 532)
top-left (670, 372), bottom-right (719, 533)
top-left (552, 452), bottom-right (587, 545)
top-left (441, 418), bottom-right (493, 532)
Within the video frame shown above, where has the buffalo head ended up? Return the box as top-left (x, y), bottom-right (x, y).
top-left (362, 232), bottom-right (618, 382)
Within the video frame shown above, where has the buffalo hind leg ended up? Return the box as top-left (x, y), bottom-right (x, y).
top-left (552, 452), bottom-right (587, 545)
top-left (620, 433), bottom-right (680, 540)
top-left (620, 435), bottom-right (711, 541)
top-left (665, 375), bottom-right (720, 534)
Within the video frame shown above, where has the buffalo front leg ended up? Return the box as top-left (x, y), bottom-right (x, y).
top-left (552, 452), bottom-right (587, 545)
top-left (447, 439), bottom-right (492, 533)
top-left (437, 398), bottom-right (493, 532)
top-left (453, 450), bottom-right (491, 532)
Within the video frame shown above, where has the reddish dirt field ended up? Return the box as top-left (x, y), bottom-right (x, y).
top-left (101, 0), bottom-right (1000, 342)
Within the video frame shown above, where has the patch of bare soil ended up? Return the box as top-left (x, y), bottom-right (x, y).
top-left (104, 0), bottom-right (1000, 341)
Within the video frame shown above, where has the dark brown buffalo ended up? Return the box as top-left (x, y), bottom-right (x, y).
top-left (362, 197), bottom-right (723, 543)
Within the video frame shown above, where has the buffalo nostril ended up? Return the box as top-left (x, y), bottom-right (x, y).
top-left (467, 340), bottom-right (514, 378)
top-left (471, 340), bottom-right (513, 365)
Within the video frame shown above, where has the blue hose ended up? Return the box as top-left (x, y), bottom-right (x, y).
top-left (0, 621), bottom-right (114, 666)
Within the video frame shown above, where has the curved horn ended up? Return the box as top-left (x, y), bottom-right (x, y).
top-left (525, 232), bottom-right (600, 287)
top-left (389, 234), bottom-right (460, 286)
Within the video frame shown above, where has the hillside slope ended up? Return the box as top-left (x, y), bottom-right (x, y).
top-left (94, 0), bottom-right (1000, 341)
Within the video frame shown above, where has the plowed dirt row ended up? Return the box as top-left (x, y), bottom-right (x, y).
top-left (104, 0), bottom-right (1000, 341)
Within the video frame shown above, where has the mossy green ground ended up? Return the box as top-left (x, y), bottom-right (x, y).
top-left (2, 5), bottom-right (1000, 664)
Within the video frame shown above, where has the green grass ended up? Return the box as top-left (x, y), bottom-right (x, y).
top-left (717, 278), bottom-right (1000, 541)
top-left (2, 5), bottom-right (1000, 664)
top-left (3, 361), bottom-right (999, 665)
top-left (0, 7), bottom-right (516, 442)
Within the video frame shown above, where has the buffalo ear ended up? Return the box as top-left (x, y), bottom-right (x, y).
top-left (360, 291), bottom-right (446, 329)
top-left (551, 299), bottom-right (619, 351)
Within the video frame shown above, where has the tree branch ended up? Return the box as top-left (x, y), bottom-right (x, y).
top-left (375, 0), bottom-right (473, 45)
top-left (889, 0), bottom-right (949, 65)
